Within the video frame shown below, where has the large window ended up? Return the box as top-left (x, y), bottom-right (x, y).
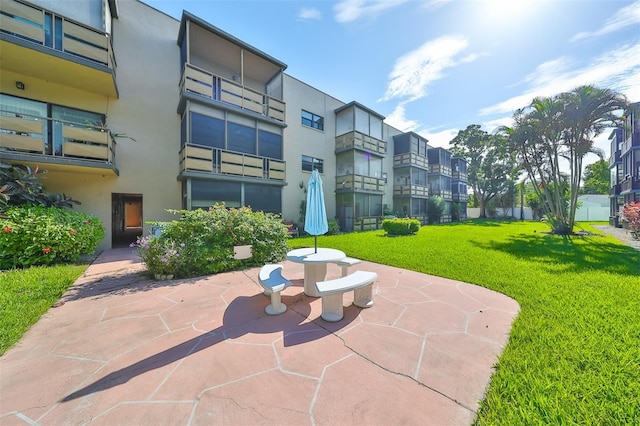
top-left (301, 110), bottom-right (324, 131)
top-left (302, 155), bottom-right (324, 173)
top-left (191, 112), bottom-right (224, 149)
top-left (191, 179), bottom-right (241, 209)
top-left (354, 151), bottom-right (382, 178)
top-left (228, 122), bottom-right (255, 155)
top-left (0, 93), bottom-right (103, 156)
top-left (245, 183), bottom-right (281, 213)
top-left (258, 130), bottom-right (282, 160)
top-left (355, 193), bottom-right (383, 217)
top-left (187, 179), bottom-right (282, 214)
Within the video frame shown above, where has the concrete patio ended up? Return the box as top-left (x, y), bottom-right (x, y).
top-left (0, 248), bottom-right (519, 425)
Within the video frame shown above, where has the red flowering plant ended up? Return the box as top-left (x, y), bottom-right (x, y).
top-left (620, 202), bottom-right (640, 240)
top-left (0, 205), bottom-right (104, 269)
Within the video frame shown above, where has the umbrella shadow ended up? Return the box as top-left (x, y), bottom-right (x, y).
top-left (60, 289), bottom-right (358, 402)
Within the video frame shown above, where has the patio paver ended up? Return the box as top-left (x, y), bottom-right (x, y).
top-left (0, 247), bottom-right (520, 425)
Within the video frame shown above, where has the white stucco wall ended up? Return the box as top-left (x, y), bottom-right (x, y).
top-left (282, 75), bottom-right (344, 225)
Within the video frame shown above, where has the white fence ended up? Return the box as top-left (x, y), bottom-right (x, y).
top-left (467, 207), bottom-right (534, 220)
top-left (467, 206), bottom-right (609, 221)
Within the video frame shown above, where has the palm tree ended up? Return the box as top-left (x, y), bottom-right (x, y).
top-left (558, 86), bottom-right (627, 231)
top-left (501, 85), bottom-right (627, 234)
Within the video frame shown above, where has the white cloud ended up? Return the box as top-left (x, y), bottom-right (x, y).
top-left (381, 35), bottom-right (472, 102)
top-left (480, 41), bottom-right (640, 116)
top-left (421, 0), bottom-right (453, 10)
top-left (385, 104), bottom-right (419, 132)
top-left (572, 1), bottom-right (640, 41)
top-left (334, 0), bottom-right (407, 23)
top-left (297, 8), bottom-right (322, 21)
top-left (419, 127), bottom-right (459, 149)
top-left (481, 116), bottom-right (514, 134)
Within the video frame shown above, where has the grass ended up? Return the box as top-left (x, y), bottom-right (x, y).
top-left (289, 220), bottom-right (640, 424)
top-left (0, 264), bottom-right (87, 354)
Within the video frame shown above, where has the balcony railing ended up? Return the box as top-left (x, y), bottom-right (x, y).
top-left (179, 143), bottom-right (285, 181)
top-left (430, 189), bottom-right (452, 200)
top-left (336, 174), bottom-right (385, 193)
top-left (452, 193), bottom-right (469, 202)
top-left (429, 164), bottom-right (452, 176)
top-left (0, 0), bottom-right (115, 70)
top-left (451, 171), bottom-right (467, 181)
top-left (609, 150), bottom-right (621, 166)
top-left (609, 184), bottom-right (621, 196)
top-left (621, 132), bottom-right (640, 154)
top-left (393, 184), bottom-right (428, 198)
top-left (180, 63), bottom-right (285, 122)
top-left (621, 176), bottom-right (640, 193)
top-left (353, 216), bottom-right (382, 231)
top-left (393, 153), bottom-right (427, 169)
top-left (0, 110), bottom-right (117, 169)
top-left (335, 131), bottom-right (386, 155)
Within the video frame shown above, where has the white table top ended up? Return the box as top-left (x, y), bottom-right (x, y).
top-left (286, 247), bottom-right (345, 264)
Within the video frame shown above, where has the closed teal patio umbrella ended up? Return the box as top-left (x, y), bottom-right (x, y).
top-left (304, 169), bottom-right (328, 253)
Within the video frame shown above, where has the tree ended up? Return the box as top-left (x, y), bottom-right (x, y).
top-left (581, 159), bottom-right (610, 194)
top-left (450, 125), bottom-right (517, 218)
top-left (502, 85), bottom-right (627, 234)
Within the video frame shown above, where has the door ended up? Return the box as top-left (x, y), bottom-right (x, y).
top-left (112, 193), bottom-right (143, 248)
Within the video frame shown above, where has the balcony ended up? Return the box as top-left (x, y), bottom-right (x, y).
top-left (452, 193), bottom-right (469, 202)
top-left (393, 184), bottom-right (428, 198)
top-left (621, 132), bottom-right (640, 154)
top-left (431, 189), bottom-right (452, 200)
top-left (609, 184), bottom-right (621, 196)
top-left (0, 0), bottom-right (117, 97)
top-left (336, 174), bottom-right (385, 193)
top-left (451, 171), bottom-right (467, 181)
top-left (180, 64), bottom-right (285, 123)
top-left (179, 143), bottom-right (285, 182)
top-left (335, 131), bottom-right (386, 155)
top-left (609, 150), bottom-right (621, 166)
top-left (429, 164), bottom-right (452, 176)
top-left (621, 176), bottom-right (640, 193)
top-left (393, 153), bottom-right (427, 169)
top-left (0, 110), bottom-right (117, 174)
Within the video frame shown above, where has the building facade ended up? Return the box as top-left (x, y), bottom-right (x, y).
top-left (609, 103), bottom-right (640, 226)
top-left (0, 0), bottom-right (467, 249)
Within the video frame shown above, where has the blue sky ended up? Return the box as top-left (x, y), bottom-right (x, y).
top-left (144, 0), bottom-right (640, 164)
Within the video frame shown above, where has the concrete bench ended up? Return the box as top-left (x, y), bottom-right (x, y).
top-left (258, 264), bottom-right (292, 315)
top-left (335, 257), bottom-right (362, 277)
top-left (315, 270), bottom-right (377, 322)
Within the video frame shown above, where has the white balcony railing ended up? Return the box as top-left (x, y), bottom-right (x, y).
top-left (0, 0), bottom-right (115, 70)
top-left (0, 110), bottom-right (116, 167)
top-left (179, 143), bottom-right (286, 181)
top-left (180, 63), bottom-right (285, 122)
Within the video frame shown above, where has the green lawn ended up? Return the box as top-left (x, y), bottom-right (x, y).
top-left (289, 220), bottom-right (640, 424)
top-left (3, 220), bottom-right (638, 423)
top-left (0, 264), bottom-right (87, 354)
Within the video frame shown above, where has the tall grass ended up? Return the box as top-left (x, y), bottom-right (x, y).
top-left (290, 220), bottom-right (640, 424)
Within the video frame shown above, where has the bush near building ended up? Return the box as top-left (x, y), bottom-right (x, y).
top-left (381, 218), bottom-right (420, 236)
top-left (133, 204), bottom-right (289, 278)
top-left (0, 205), bottom-right (105, 269)
top-left (620, 202), bottom-right (640, 239)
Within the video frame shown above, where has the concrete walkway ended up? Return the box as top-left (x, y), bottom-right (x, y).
top-left (1, 248), bottom-right (519, 425)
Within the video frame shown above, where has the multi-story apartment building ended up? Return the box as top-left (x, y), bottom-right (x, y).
top-left (609, 103), bottom-right (639, 226)
top-left (0, 0), bottom-right (467, 249)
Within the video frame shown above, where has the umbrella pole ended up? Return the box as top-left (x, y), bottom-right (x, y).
top-left (314, 235), bottom-right (318, 253)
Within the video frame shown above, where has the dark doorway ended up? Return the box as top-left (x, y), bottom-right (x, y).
top-left (112, 193), bottom-right (143, 248)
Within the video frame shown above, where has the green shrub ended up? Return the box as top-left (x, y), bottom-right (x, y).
top-left (0, 205), bottom-right (105, 269)
top-left (133, 204), bottom-right (289, 278)
top-left (427, 196), bottom-right (445, 224)
top-left (327, 220), bottom-right (340, 235)
top-left (381, 218), bottom-right (420, 236)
